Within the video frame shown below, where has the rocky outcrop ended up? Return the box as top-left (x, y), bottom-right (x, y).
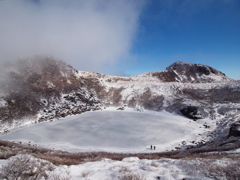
top-left (180, 106), bottom-right (202, 120)
top-left (152, 61), bottom-right (231, 83)
top-left (38, 91), bottom-right (102, 121)
top-left (228, 123), bottom-right (240, 137)
top-left (0, 56), bottom-right (102, 123)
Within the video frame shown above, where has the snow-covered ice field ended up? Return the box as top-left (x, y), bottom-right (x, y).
top-left (1, 108), bottom-right (210, 152)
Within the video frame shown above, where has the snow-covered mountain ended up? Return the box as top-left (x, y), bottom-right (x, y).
top-left (160, 61), bottom-right (230, 83)
top-left (0, 57), bottom-right (240, 141)
top-left (0, 57), bottom-right (102, 131)
top-left (76, 61), bottom-right (240, 141)
top-left (77, 61), bottom-right (238, 113)
top-left (1, 57), bottom-right (240, 179)
top-left (121, 61), bottom-right (231, 83)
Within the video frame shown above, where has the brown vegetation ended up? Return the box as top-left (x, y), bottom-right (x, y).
top-left (0, 140), bottom-right (240, 166)
top-left (0, 154), bottom-right (54, 180)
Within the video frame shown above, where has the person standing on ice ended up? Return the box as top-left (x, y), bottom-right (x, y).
top-left (154, 146), bottom-right (156, 150)
top-left (150, 145), bottom-right (152, 150)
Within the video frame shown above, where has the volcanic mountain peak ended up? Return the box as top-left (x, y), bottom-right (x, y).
top-left (145, 61), bottom-right (232, 83)
top-left (166, 61), bottom-right (224, 75)
top-left (76, 61), bottom-right (232, 84)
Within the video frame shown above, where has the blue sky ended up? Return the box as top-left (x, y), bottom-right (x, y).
top-left (0, 0), bottom-right (239, 79)
top-left (125, 0), bottom-right (240, 79)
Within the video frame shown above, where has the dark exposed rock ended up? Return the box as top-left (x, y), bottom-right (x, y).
top-left (117, 107), bottom-right (124, 110)
top-left (180, 106), bottom-right (202, 120)
top-left (228, 123), bottom-right (240, 137)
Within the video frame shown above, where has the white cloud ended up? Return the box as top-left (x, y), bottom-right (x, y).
top-left (0, 0), bottom-right (145, 73)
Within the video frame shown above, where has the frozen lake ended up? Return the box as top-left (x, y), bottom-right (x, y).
top-left (1, 108), bottom-right (204, 152)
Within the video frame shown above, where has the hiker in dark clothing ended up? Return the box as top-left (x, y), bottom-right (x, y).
top-left (150, 145), bottom-right (152, 150)
top-left (154, 146), bottom-right (156, 150)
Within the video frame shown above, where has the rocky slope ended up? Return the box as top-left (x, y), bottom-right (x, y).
top-left (0, 58), bottom-right (240, 141)
top-left (0, 56), bottom-right (102, 130)
top-left (159, 61), bottom-right (230, 83)
top-left (131, 61), bottom-right (231, 83)
top-left (77, 61), bottom-right (240, 140)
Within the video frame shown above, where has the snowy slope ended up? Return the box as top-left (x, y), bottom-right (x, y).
top-left (77, 67), bottom-right (240, 112)
top-left (1, 154), bottom-right (239, 180)
top-left (74, 62), bottom-right (240, 144)
top-left (1, 59), bottom-right (240, 152)
top-left (0, 60), bottom-right (240, 179)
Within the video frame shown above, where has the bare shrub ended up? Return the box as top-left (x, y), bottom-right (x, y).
top-left (150, 161), bottom-right (159, 167)
top-left (0, 154), bottom-right (55, 180)
top-left (116, 165), bottom-right (146, 180)
top-left (119, 171), bottom-right (145, 180)
top-left (48, 168), bottom-right (72, 180)
top-left (179, 158), bottom-right (240, 180)
top-left (203, 160), bottom-right (240, 180)
top-left (119, 166), bottom-right (131, 173)
top-left (0, 151), bottom-right (16, 160)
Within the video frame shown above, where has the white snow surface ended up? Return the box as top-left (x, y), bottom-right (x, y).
top-left (1, 154), bottom-right (234, 180)
top-left (76, 70), bottom-right (240, 111)
top-left (0, 99), bottom-right (7, 107)
top-left (1, 108), bottom-right (214, 153)
top-left (65, 157), bottom-right (202, 180)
